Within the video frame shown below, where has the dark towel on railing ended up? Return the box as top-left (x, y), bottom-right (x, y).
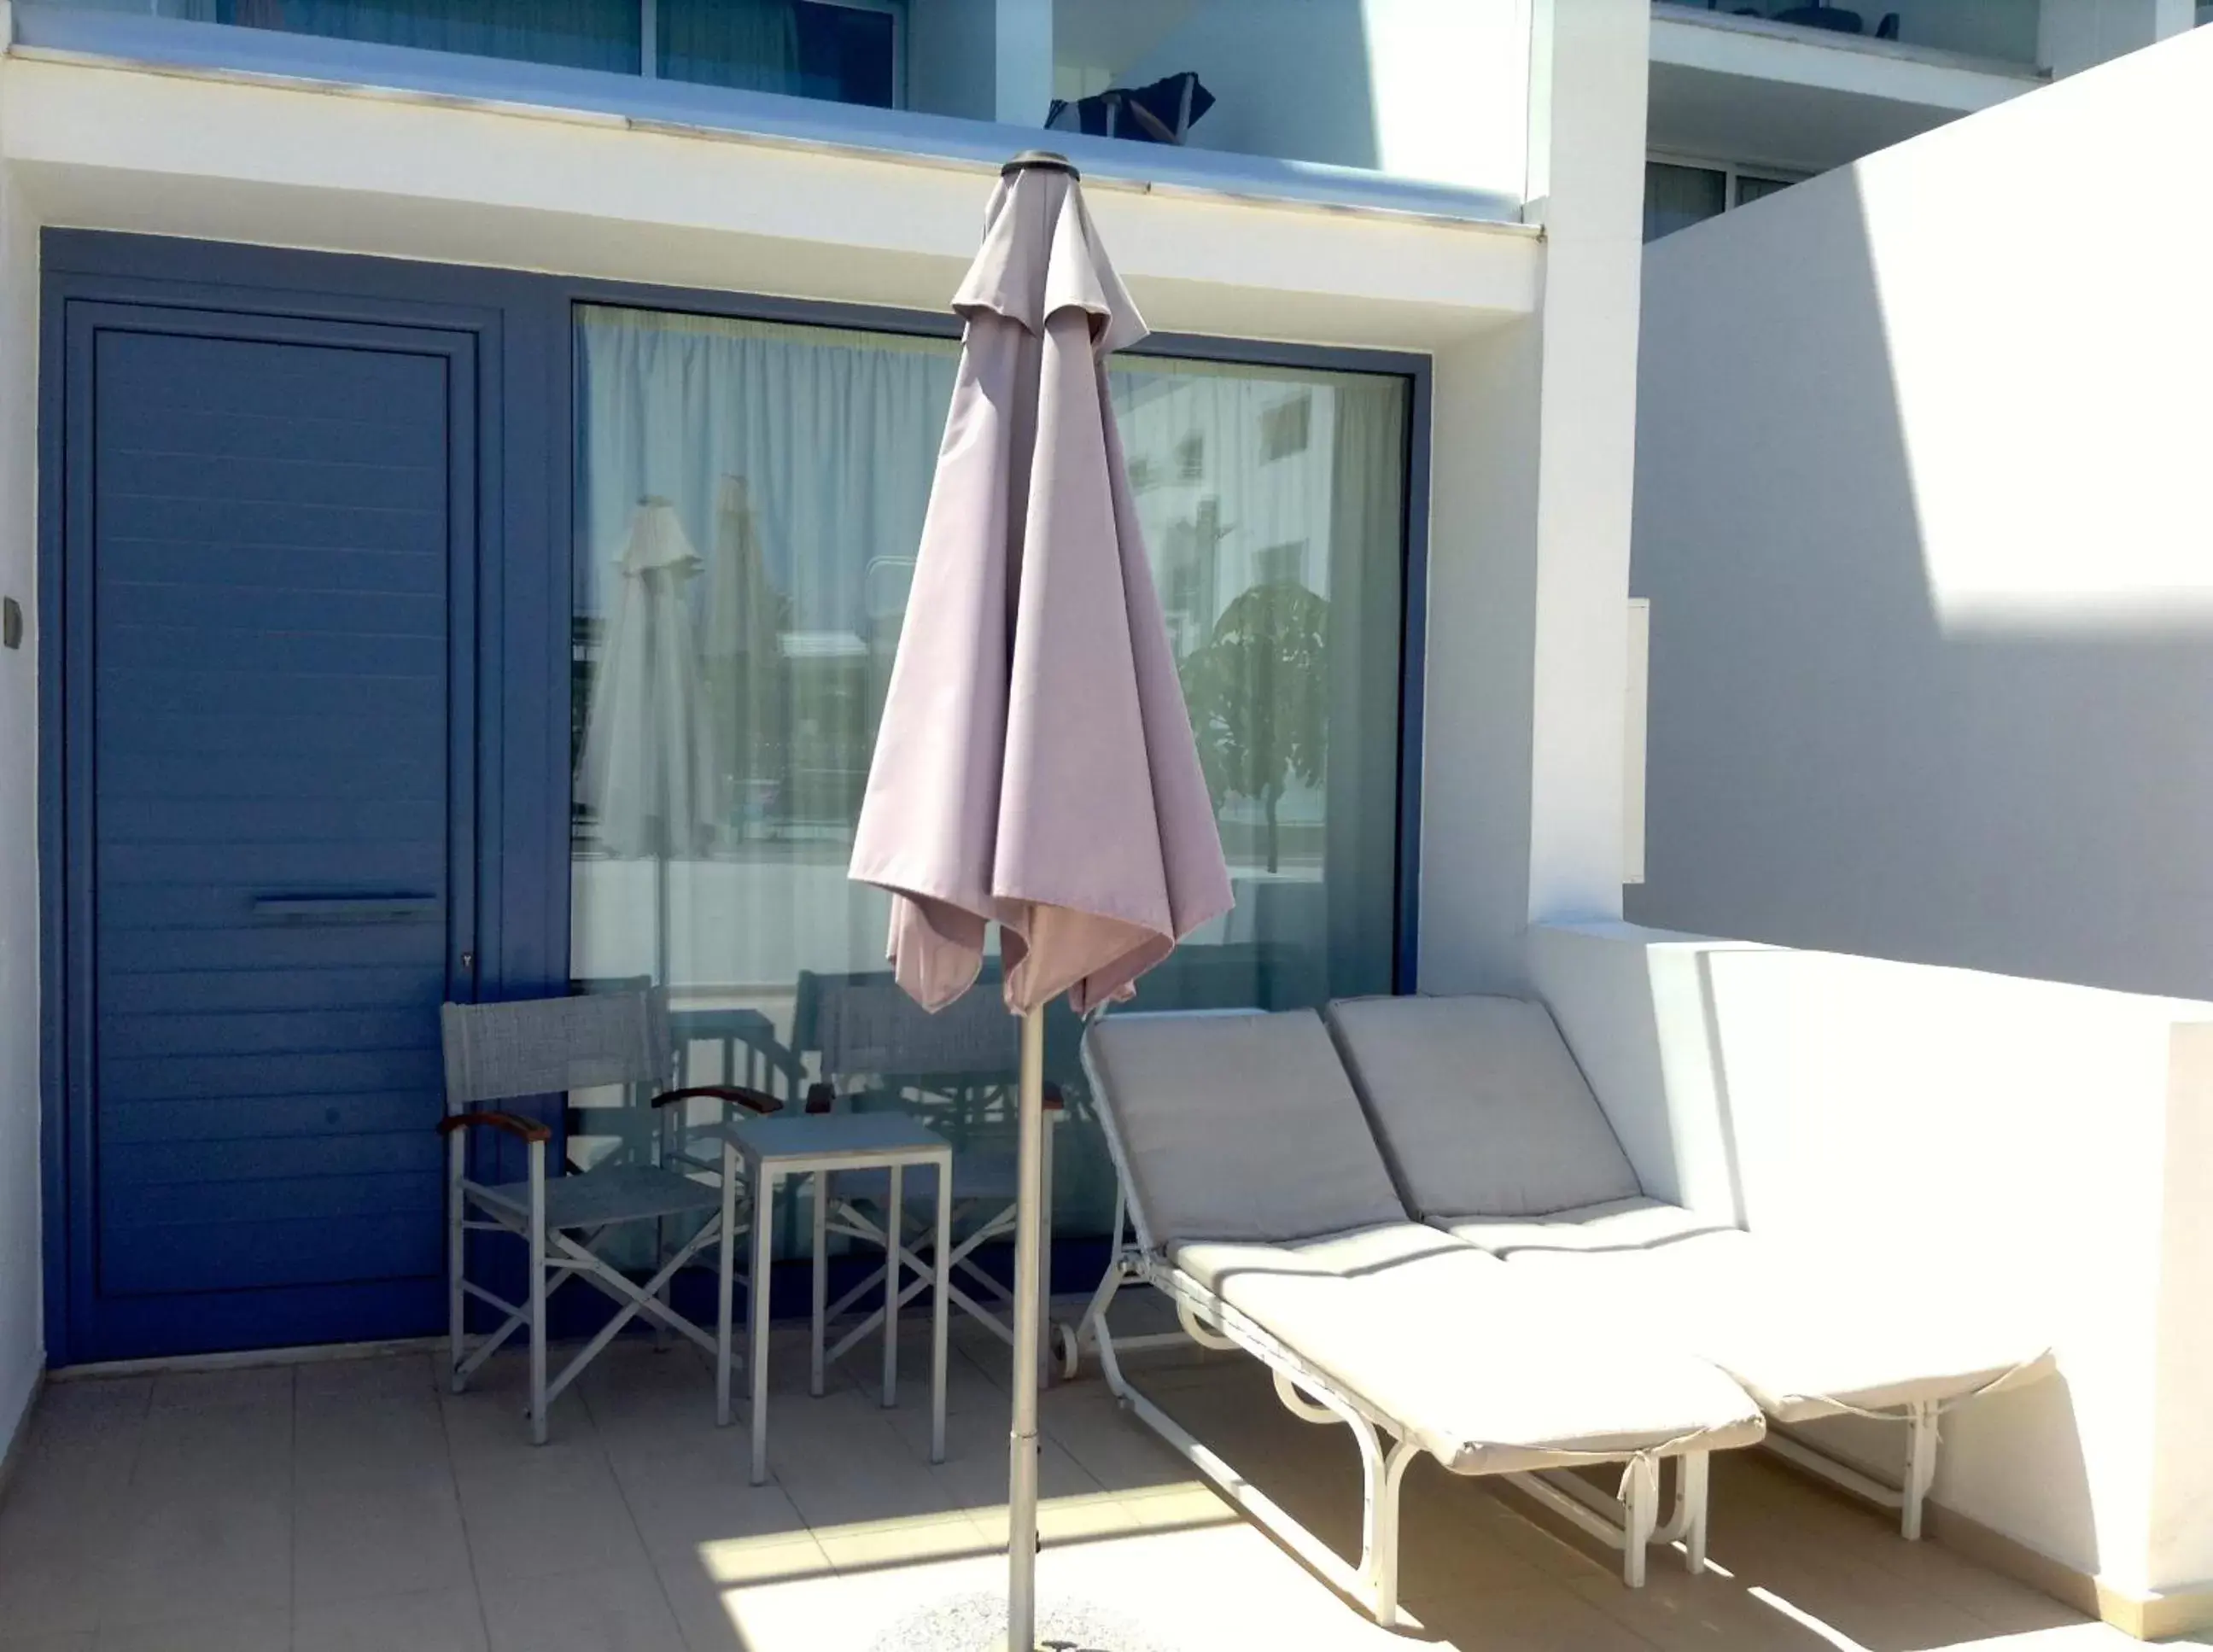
top-left (1046, 71), bottom-right (1215, 146)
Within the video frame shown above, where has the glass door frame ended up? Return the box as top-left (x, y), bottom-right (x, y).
top-left (549, 277), bottom-right (1433, 999)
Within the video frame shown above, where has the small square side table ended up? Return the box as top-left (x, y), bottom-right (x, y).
top-left (713, 1112), bottom-right (953, 1485)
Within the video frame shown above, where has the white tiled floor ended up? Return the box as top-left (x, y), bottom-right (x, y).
top-left (0, 1321), bottom-right (2164, 1651)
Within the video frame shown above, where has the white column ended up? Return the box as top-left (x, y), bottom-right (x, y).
top-left (1416, 1), bottom-right (1650, 995)
top-left (1521, 0), bottom-right (1650, 931)
top-left (906, 0), bottom-right (1051, 126)
top-left (992, 0), bottom-right (1054, 127)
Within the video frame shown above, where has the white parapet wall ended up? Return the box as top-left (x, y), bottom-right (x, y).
top-left (1529, 919), bottom-right (2213, 1629)
top-left (1629, 24), bottom-right (2213, 1007)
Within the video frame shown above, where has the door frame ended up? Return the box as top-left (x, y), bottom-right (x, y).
top-left (56, 302), bottom-right (482, 1362)
top-left (35, 249), bottom-right (565, 1365)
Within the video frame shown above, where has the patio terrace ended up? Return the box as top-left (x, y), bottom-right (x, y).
top-left (0, 1313), bottom-right (2172, 1652)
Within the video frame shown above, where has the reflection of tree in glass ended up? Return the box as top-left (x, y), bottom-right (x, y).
top-left (1180, 580), bottom-right (1328, 874)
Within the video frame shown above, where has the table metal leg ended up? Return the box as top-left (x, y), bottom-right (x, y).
top-left (931, 1149), bottom-right (950, 1465)
top-left (882, 1164), bottom-right (902, 1408)
top-left (749, 1167), bottom-right (775, 1486)
top-left (716, 1138), bottom-right (739, 1428)
top-left (810, 1170), bottom-right (828, 1399)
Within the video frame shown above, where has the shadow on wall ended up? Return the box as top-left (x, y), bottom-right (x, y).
top-left (1624, 64), bottom-right (2213, 1006)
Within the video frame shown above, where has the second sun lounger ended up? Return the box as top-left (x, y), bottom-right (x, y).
top-left (1079, 1008), bottom-right (1765, 1626)
top-left (1323, 992), bottom-right (2056, 1541)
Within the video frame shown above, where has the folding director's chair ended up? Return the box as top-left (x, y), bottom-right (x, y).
top-left (793, 969), bottom-right (1060, 1381)
top-left (439, 987), bottom-right (781, 1442)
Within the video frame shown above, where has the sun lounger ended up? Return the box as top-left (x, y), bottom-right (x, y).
top-left (1323, 993), bottom-right (2055, 1540)
top-left (1078, 1009), bottom-right (1765, 1626)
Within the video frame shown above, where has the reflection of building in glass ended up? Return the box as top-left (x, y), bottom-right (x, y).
top-left (1111, 363), bottom-right (1392, 867)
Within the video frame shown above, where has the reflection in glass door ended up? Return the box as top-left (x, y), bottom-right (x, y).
top-left (569, 303), bottom-right (1412, 1239)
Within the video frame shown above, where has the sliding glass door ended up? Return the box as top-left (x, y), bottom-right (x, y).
top-left (569, 301), bottom-right (1412, 1236)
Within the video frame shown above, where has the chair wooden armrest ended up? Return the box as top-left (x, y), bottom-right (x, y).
top-left (652, 1084), bottom-right (782, 1115)
top-left (436, 1110), bottom-right (552, 1144)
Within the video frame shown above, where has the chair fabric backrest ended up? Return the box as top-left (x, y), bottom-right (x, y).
top-left (796, 968), bottom-right (1018, 1085)
top-left (441, 989), bottom-right (671, 1111)
top-left (1323, 995), bottom-right (1643, 1221)
top-left (1083, 1008), bottom-right (1407, 1249)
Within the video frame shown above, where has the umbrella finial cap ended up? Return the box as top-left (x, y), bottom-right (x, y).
top-left (1001, 149), bottom-right (1078, 180)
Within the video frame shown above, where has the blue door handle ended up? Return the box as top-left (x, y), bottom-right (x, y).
top-left (252, 894), bottom-right (441, 924)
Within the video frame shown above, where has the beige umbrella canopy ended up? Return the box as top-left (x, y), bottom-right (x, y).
top-left (850, 160), bottom-right (1231, 1019)
top-left (848, 153), bottom-right (1232, 1649)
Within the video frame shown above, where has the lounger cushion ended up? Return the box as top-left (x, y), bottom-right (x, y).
top-left (1325, 995), bottom-right (1642, 1219)
top-left (1492, 1223), bottom-right (2052, 1422)
top-left (1167, 1225), bottom-right (1766, 1474)
top-left (1445, 1196), bottom-right (1732, 1257)
top-left (1086, 1010), bottom-right (1406, 1246)
top-left (1173, 1221), bottom-right (1470, 1295)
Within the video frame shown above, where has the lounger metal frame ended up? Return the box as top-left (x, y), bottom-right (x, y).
top-left (1083, 1242), bottom-right (1713, 1626)
top-left (1077, 1025), bottom-right (1712, 1628)
top-left (1762, 1404), bottom-right (1940, 1539)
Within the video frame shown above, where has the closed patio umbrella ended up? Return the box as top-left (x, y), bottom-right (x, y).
top-left (849, 152), bottom-right (1233, 1648)
top-left (578, 497), bottom-right (718, 988)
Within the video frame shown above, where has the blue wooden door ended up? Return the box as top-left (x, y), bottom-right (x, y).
top-left (64, 304), bottom-right (477, 1359)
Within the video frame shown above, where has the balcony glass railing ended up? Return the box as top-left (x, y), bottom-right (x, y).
top-left (1660, 0), bottom-right (2043, 69)
top-left (32, 0), bottom-right (1532, 214)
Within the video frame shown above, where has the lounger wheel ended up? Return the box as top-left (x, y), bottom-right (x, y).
top-left (1052, 1320), bottom-right (1082, 1380)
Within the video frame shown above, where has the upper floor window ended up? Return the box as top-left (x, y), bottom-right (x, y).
top-left (1644, 158), bottom-right (1800, 242)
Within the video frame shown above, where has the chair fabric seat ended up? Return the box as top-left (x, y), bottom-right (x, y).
top-left (476, 1164), bottom-right (723, 1229)
top-left (1169, 1223), bottom-right (1766, 1475)
top-left (827, 1147), bottom-right (1017, 1207)
top-left (1456, 1204), bottom-right (2052, 1421)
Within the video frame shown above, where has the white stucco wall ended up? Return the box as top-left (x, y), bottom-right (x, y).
top-left (1627, 25), bottom-right (2213, 1006)
top-left (1532, 920), bottom-right (2213, 1602)
top-left (0, 30), bottom-right (36, 1456)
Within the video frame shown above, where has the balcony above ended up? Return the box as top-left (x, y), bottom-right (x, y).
top-left (14, 0), bottom-right (1532, 225)
top-left (1649, 0), bottom-right (2044, 174)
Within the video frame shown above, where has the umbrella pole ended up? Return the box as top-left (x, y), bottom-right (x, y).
top-left (1007, 1001), bottom-right (1046, 1650)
